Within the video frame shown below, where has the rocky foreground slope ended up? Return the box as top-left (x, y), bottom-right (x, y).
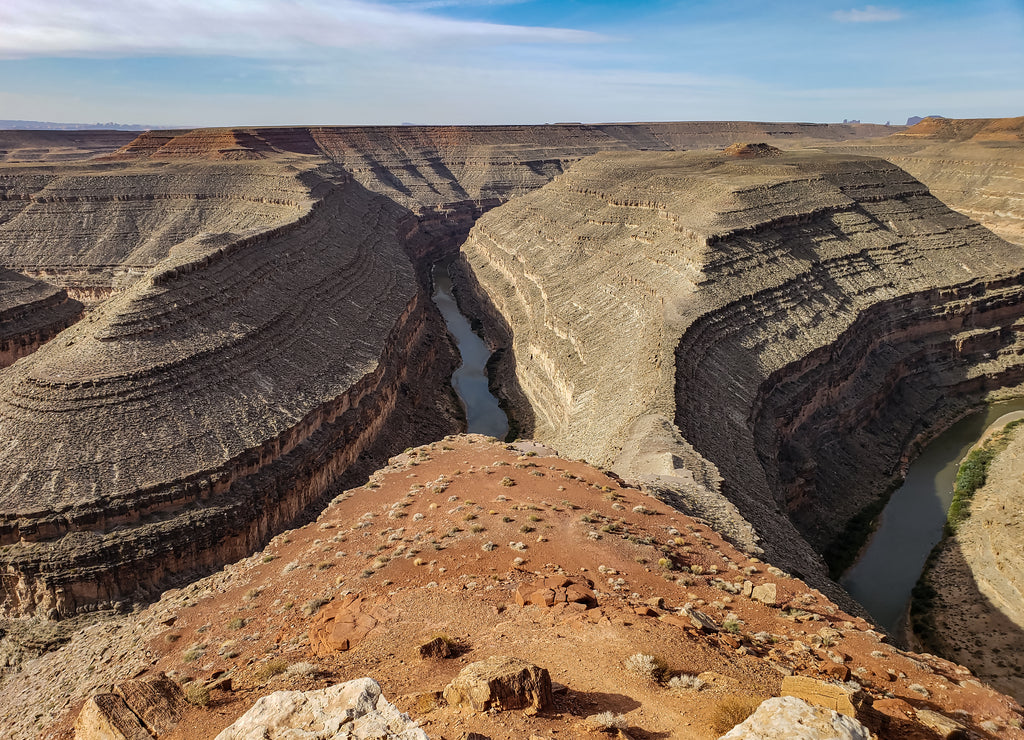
top-left (458, 148), bottom-right (1024, 596)
top-left (2, 437), bottom-right (1021, 740)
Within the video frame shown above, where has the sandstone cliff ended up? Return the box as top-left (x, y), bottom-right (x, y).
top-left (0, 168), bottom-right (459, 618)
top-left (0, 269), bottom-right (83, 368)
top-left (459, 149), bottom-right (1024, 595)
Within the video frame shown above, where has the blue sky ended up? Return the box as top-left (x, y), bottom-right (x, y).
top-left (0, 0), bottom-right (1021, 126)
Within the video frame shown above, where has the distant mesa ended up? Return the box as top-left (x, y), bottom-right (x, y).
top-left (0, 119), bottom-right (165, 131)
top-left (722, 142), bottom-right (781, 158)
top-left (906, 115), bottom-right (945, 126)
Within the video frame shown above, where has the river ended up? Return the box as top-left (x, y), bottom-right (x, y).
top-left (431, 262), bottom-right (509, 439)
top-left (842, 398), bottom-right (1024, 633)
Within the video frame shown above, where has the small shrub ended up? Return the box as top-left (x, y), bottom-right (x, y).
top-left (256, 657), bottom-right (289, 682)
top-left (302, 597), bottom-right (330, 616)
top-left (624, 652), bottom-right (671, 682)
top-left (520, 525), bottom-right (535, 533)
top-left (261, 554), bottom-right (277, 563)
top-left (182, 645), bottom-right (205, 663)
top-left (710, 695), bottom-right (763, 735)
top-left (286, 661), bottom-right (319, 676)
top-left (226, 617), bottom-right (245, 631)
top-left (163, 633), bottom-right (181, 643)
top-left (184, 683), bottom-right (211, 706)
top-left (668, 674), bottom-right (705, 691)
top-left (587, 711), bottom-right (627, 730)
top-left (500, 476), bottom-right (516, 487)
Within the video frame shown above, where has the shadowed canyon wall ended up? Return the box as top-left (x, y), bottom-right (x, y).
top-left (0, 269), bottom-right (83, 368)
top-left (459, 148), bottom-right (1024, 599)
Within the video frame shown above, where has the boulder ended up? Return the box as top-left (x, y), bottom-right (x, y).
top-left (680, 604), bottom-right (719, 632)
top-left (915, 709), bottom-right (969, 740)
top-left (74, 672), bottom-right (187, 740)
top-left (310, 594), bottom-right (378, 655)
top-left (514, 577), bottom-right (596, 610)
top-left (74, 694), bottom-right (151, 740)
top-left (214, 678), bottom-right (427, 740)
top-left (417, 636), bottom-right (453, 660)
top-left (780, 676), bottom-right (864, 718)
top-left (718, 696), bottom-right (871, 739)
top-left (443, 655), bottom-right (553, 712)
top-left (751, 583), bottom-right (777, 606)
top-left (114, 673), bottom-right (189, 736)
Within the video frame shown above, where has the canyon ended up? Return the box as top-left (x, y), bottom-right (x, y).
top-left (0, 121), bottom-right (898, 619)
top-left (0, 118), bottom-right (1023, 737)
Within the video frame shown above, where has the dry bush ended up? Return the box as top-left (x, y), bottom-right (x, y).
top-left (184, 683), bottom-right (210, 706)
top-left (624, 652), bottom-right (672, 682)
top-left (256, 657), bottom-right (289, 682)
top-left (710, 695), bottom-right (764, 735)
top-left (587, 711), bottom-right (627, 730)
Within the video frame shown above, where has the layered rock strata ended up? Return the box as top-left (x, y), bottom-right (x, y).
top-left (0, 269), bottom-right (83, 367)
top-left (834, 117), bottom-right (1024, 246)
top-left (0, 123), bottom-right (918, 617)
top-left (0, 130), bottom-right (137, 163)
top-left (0, 159), bottom-right (314, 299)
top-left (459, 149), bottom-right (1024, 593)
top-left (0, 171), bottom-right (459, 617)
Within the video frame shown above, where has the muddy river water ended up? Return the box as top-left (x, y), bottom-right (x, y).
top-left (842, 398), bottom-right (1024, 633)
top-left (432, 262), bottom-right (509, 440)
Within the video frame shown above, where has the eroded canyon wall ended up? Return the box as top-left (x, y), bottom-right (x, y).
top-left (459, 148), bottom-right (1024, 593)
top-left (0, 159), bottom-right (314, 300)
top-left (0, 167), bottom-right (459, 617)
top-left (0, 269), bottom-right (83, 368)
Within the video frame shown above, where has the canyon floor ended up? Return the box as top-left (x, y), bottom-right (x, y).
top-left (4, 436), bottom-right (1021, 740)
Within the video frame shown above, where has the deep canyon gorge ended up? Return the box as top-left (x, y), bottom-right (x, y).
top-left (1, 118), bottom-right (1024, 739)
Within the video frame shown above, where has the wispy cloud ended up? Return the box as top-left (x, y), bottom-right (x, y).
top-left (0, 0), bottom-right (602, 59)
top-left (832, 5), bottom-right (904, 23)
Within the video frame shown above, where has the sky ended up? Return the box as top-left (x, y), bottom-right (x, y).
top-left (0, 0), bottom-right (1021, 127)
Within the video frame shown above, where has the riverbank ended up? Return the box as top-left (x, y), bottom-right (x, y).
top-left (911, 420), bottom-right (1024, 701)
top-left (840, 400), bottom-right (1024, 636)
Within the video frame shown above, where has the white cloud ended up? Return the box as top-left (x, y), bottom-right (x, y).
top-left (0, 0), bottom-right (602, 59)
top-left (832, 5), bottom-right (904, 23)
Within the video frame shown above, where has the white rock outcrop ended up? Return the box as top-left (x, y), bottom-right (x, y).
top-left (718, 696), bottom-right (870, 740)
top-left (214, 678), bottom-right (428, 740)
